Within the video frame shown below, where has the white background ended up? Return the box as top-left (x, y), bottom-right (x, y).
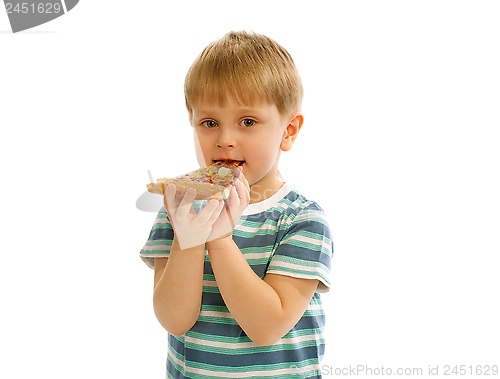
top-left (1, 1), bottom-right (499, 378)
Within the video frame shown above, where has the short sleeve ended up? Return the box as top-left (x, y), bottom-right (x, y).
top-left (267, 202), bottom-right (333, 293)
top-left (139, 207), bottom-right (174, 269)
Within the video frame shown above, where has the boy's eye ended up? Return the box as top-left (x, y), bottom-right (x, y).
top-left (202, 120), bottom-right (218, 128)
top-left (240, 119), bottom-right (256, 127)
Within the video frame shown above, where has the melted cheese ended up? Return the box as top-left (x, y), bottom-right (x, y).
top-left (217, 167), bottom-right (231, 177)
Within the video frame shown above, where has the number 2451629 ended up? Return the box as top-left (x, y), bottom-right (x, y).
top-left (5, 3), bottom-right (62, 14)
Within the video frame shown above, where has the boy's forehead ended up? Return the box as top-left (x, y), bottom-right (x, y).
top-left (192, 96), bottom-right (277, 113)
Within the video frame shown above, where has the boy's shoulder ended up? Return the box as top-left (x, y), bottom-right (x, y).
top-left (277, 187), bottom-right (326, 217)
top-left (284, 186), bottom-right (325, 211)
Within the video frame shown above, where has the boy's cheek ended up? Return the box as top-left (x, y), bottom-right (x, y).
top-left (192, 130), bottom-right (214, 164)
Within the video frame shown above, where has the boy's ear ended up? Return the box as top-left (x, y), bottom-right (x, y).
top-left (281, 113), bottom-right (304, 152)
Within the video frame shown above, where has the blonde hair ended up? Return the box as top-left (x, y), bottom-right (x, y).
top-left (184, 31), bottom-right (303, 118)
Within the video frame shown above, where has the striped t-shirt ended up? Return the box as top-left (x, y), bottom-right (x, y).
top-left (140, 182), bottom-right (333, 379)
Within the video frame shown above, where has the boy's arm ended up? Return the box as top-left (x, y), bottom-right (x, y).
top-left (153, 183), bottom-right (226, 335)
top-left (153, 238), bottom-right (206, 336)
top-left (207, 237), bottom-right (319, 346)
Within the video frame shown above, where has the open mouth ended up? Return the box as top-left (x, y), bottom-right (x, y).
top-left (213, 160), bottom-right (245, 167)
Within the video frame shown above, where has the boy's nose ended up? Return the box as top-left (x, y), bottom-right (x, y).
top-left (217, 142), bottom-right (235, 148)
top-left (216, 132), bottom-right (236, 148)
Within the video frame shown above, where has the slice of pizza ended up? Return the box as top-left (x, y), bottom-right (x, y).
top-left (147, 160), bottom-right (242, 201)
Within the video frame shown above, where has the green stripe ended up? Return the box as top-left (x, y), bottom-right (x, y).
top-left (151, 222), bottom-right (173, 230)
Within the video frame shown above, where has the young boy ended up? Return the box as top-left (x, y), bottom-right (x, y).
top-left (140, 31), bottom-right (333, 379)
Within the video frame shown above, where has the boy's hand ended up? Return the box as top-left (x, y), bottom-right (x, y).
top-left (208, 168), bottom-right (250, 242)
top-left (164, 184), bottom-right (224, 250)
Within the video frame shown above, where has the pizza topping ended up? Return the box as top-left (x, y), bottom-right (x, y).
top-left (150, 161), bottom-right (240, 201)
top-left (217, 167), bottom-right (232, 177)
top-left (214, 160), bottom-right (244, 167)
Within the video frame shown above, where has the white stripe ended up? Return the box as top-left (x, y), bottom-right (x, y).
top-left (269, 259), bottom-right (327, 274)
top-left (279, 234), bottom-right (331, 253)
top-left (202, 280), bottom-right (218, 287)
top-left (154, 218), bottom-right (170, 224)
top-left (293, 211), bottom-right (329, 224)
top-left (199, 310), bottom-right (233, 319)
top-left (185, 334), bottom-right (255, 349)
top-left (280, 234), bottom-right (324, 248)
top-left (307, 302), bottom-right (324, 312)
top-left (280, 212), bottom-right (329, 230)
top-left (236, 222), bottom-right (277, 234)
top-left (243, 251), bottom-right (272, 260)
top-left (141, 244), bottom-right (171, 251)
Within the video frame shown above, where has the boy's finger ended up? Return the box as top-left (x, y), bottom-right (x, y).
top-left (233, 178), bottom-right (249, 204)
top-left (176, 188), bottom-right (197, 217)
top-left (164, 184), bottom-right (178, 212)
top-left (206, 200), bottom-right (225, 225)
top-left (196, 199), bottom-right (222, 225)
top-left (228, 185), bottom-right (240, 210)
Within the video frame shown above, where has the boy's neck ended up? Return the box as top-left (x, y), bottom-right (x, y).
top-left (249, 172), bottom-right (284, 204)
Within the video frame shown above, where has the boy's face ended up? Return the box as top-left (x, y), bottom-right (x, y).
top-left (190, 96), bottom-right (301, 202)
